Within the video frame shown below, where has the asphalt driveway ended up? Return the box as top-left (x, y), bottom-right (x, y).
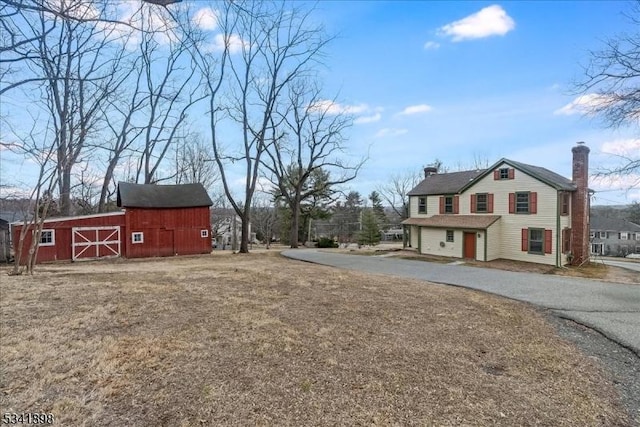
top-left (282, 249), bottom-right (640, 356)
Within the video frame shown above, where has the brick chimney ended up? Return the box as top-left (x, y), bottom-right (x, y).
top-left (424, 166), bottom-right (438, 178)
top-left (570, 142), bottom-right (590, 265)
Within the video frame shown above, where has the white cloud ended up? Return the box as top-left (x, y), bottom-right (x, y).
top-left (375, 128), bottom-right (408, 138)
top-left (423, 41), bottom-right (440, 50)
top-left (354, 113), bottom-right (382, 124)
top-left (308, 100), bottom-right (370, 115)
top-left (206, 33), bottom-right (247, 54)
top-left (193, 7), bottom-right (219, 31)
top-left (601, 138), bottom-right (640, 157)
top-left (397, 104), bottom-right (433, 116)
top-left (554, 94), bottom-right (613, 116)
top-left (439, 5), bottom-right (515, 42)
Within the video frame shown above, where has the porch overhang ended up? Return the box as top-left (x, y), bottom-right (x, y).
top-left (402, 215), bottom-right (501, 229)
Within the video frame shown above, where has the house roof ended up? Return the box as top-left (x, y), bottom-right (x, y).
top-left (408, 157), bottom-right (576, 197)
top-left (458, 158), bottom-right (576, 193)
top-left (590, 216), bottom-right (640, 232)
top-left (402, 215), bottom-right (501, 229)
top-left (408, 170), bottom-right (485, 196)
top-left (117, 182), bottom-right (213, 208)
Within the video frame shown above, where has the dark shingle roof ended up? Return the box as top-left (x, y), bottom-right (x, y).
top-left (590, 216), bottom-right (640, 232)
top-left (506, 159), bottom-right (576, 191)
top-left (408, 170), bottom-right (485, 196)
top-left (117, 182), bottom-right (213, 208)
top-left (402, 215), bottom-right (501, 229)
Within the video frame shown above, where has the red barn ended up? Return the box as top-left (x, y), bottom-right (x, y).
top-left (12, 182), bottom-right (213, 264)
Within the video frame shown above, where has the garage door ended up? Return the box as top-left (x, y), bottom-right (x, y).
top-left (72, 226), bottom-right (121, 261)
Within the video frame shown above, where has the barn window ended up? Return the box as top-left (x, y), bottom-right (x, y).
top-left (132, 232), bottom-right (144, 244)
top-left (201, 229), bottom-right (209, 238)
top-left (38, 229), bottom-right (55, 246)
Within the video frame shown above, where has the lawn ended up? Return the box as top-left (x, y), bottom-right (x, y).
top-left (0, 252), bottom-right (630, 426)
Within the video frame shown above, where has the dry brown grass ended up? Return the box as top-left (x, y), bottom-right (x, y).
top-left (0, 253), bottom-right (630, 426)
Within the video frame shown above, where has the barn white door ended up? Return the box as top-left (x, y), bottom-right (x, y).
top-left (72, 226), bottom-right (121, 261)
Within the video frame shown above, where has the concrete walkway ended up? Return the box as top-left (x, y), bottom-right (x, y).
top-left (282, 249), bottom-right (640, 356)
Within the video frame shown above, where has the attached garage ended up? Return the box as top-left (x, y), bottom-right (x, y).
top-left (12, 182), bottom-right (213, 264)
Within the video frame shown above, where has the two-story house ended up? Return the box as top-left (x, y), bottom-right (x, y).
top-left (402, 143), bottom-right (590, 267)
top-left (590, 217), bottom-right (640, 256)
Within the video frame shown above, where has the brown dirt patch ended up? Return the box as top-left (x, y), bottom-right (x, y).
top-left (0, 253), bottom-right (630, 425)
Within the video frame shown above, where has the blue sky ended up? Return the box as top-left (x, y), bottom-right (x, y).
top-left (305, 1), bottom-right (639, 205)
top-left (1, 1), bottom-right (638, 206)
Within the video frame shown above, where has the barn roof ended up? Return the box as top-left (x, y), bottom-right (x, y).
top-left (117, 182), bottom-right (213, 208)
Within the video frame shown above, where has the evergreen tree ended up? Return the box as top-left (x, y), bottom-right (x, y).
top-left (369, 191), bottom-right (387, 226)
top-left (358, 209), bottom-right (381, 246)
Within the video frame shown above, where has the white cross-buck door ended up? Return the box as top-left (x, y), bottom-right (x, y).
top-left (72, 226), bottom-right (121, 261)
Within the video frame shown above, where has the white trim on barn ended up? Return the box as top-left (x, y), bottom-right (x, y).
top-left (10, 211), bottom-right (125, 226)
top-left (72, 226), bottom-right (121, 261)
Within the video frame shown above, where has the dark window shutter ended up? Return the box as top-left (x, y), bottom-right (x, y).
top-left (487, 193), bottom-right (494, 213)
top-left (563, 228), bottom-right (571, 253)
top-left (530, 192), bottom-right (537, 214)
top-left (545, 229), bottom-right (552, 254)
top-left (508, 168), bottom-right (515, 179)
top-left (521, 228), bottom-right (528, 251)
top-left (493, 170), bottom-right (500, 180)
top-left (470, 194), bottom-right (477, 213)
top-left (439, 196), bottom-right (444, 214)
top-left (453, 195), bottom-right (459, 214)
top-left (509, 193), bottom-right (515, 214)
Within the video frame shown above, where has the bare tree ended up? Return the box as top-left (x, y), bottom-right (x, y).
top-left (175, 133), bottom-right (219, 190)
top-left (251, 195), bottom-right (277, 248)
top-left (377, 170), bottom-right (422, 221)
top-left (263, 81), bottom-right (363, 248)
top-left (574, 1), bottom-right (640, 178)
top-left (4, 0), bottom-right (133, 216)
top-left (196, 1), bottom-right (330, 253)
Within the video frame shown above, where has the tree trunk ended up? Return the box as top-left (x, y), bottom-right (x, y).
top-left (59, 167), bottom-right (72, 216)
top-left (239, 211), bottom-right (250, 253)
top-left (290, 196), bottom-right (301, 248)
top-left (98, 158), bottom-right (118, 212)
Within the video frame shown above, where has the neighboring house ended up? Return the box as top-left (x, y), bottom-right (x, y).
top-left (402, 143), bottom-right (591, 267)
top-left (590, 217), bottom-right (640, 256)
top-left (12, 183), bottom-right (213, 264)
top-left (211, 214), bottom-right (255, 249)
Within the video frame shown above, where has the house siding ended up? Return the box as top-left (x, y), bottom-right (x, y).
top-left (419, 228), bottom-right (462, 257)
top-left (459, 162), bottom-right (561, 265)
top-left (459, 163), bottom-right (558, 265)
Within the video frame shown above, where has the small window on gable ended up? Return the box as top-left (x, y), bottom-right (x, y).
top-left (132, 232), bottom-right (144, 244)
top-left (201, 229), bottom-right (209, 238)
top-left (444, 196), bottom-right (454, 214)
top-left (446, 230), bottom-right (454, 242)
top-left (38, 229), bottom-right (55, 246)
top-left (499, 168), bottom-right (510, 179)
top-left (418, 197), bottom-right (426, 213)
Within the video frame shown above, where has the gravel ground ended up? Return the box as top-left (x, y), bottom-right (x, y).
top-left (539, 313), bottom-right (639, 426)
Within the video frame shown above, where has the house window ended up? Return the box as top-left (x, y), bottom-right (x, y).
top-left (446, 230), bottom-right (454, 242)
top-left (476, 193), bottom-right (488, 213)
top-left (620, 232), bottom-right (629, 240)
top-left (599, 231), bottom-right (607, 239)
top-left (563, 228), bottom-right (571, 253)
top-left (201, 229), bottom-right (209, 238)
top-left (132, 232), bottom-right (144, 244)
top-left (516, 192), bottom-right (530, 213)
top-left (444, 196), bottom-right (454, 214)
top-left (561, 192), bottom-right (570, 215)
top-left (418, 197), bottom-right (426, 213)
top-left (528, 228), bottom-right (544, 254)
top-left (591, 243), bottom-right (604, 255)
top-left (499, 168), bottom-right (510, 179)
top-left (38, 229), bottom-right (55, 246)
top-left (590, 232), bottom-right (596, 239)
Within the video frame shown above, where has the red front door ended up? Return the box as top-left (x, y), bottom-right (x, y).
top-left (463, 232), bottom-right (476, 259)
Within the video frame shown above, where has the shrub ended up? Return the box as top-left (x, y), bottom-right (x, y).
top-left (317, 237), bottom-right (338, 248)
